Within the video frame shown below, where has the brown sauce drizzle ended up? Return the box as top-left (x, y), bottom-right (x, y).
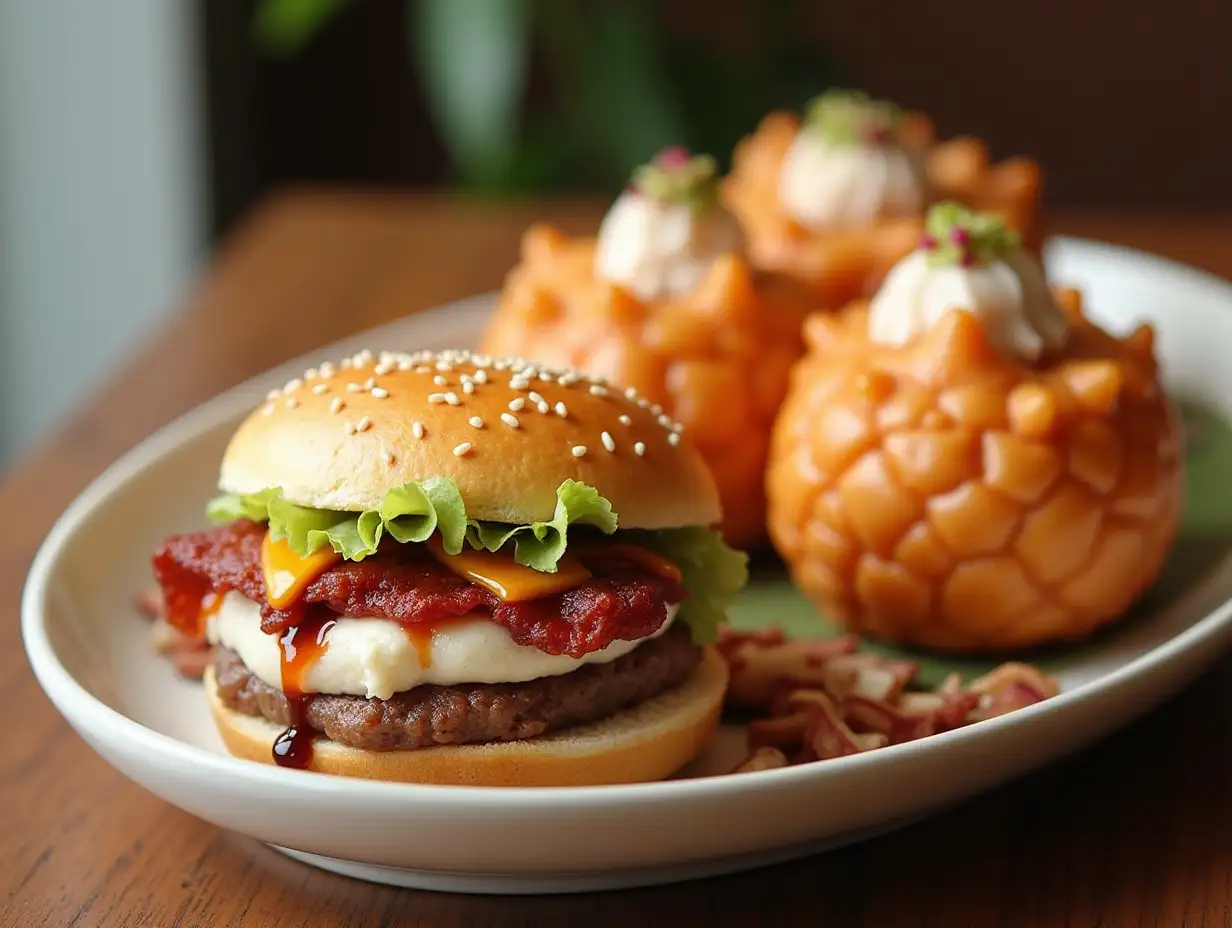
top-left (404, 624), bottom-right (434, 669)
top-left (273, 611), bottom-right (335, 769)
top-left (196, 591), bottom-right (224, 636)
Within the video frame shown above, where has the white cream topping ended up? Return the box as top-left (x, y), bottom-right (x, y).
top-left (207, 592), bottom-right (677, 700)
top-left (867, 248), bottom-right (1069, 360)
top-left (594, 191), bottom-right (746, 301)
top-left (778, 131), bottom-right (926, 231)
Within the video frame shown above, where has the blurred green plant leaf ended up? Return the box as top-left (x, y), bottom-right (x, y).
top-left (534, 1), bottom-right (683, 192)
top-left (411, 0), bottom-right (531, 191)
top-left (663, 40), bottom-right (841, 174)
top-left (252, 0), bottom-right (353, 56)
top-left (249, 0), bottom-right (840, 196)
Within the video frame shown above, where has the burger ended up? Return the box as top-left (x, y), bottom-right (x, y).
top-left (152, 348), bottom-right (745, 786)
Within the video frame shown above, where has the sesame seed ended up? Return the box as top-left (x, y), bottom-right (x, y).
top-left (554, 402), bottom-right (568, 418)
top-left (374, 361), bottom-right (393, 376)
top-left (511, 378), bottom-right (530, 391)
top-left (528, 391), bottom-right (545, 405)
top-left (345, 382), bottom-right (361, 393)
top-left (558, 372), bottom-right (579, 386)
top-left (266, 388), bottom-right (280, 401)
top-left (304, 368), bottom-right (318, 381)
top-left (453, 442), bottom-right (472, 457)
top-left (356, 416), bottom-right (371, 432)
top-left (589, 384), bottom-right (608, 397)
top-left (262, 404), bottom-right (275, 416)
top-left (319, 362), bottom-right (335, 377)
top-left (624, 386), bottom-right (638, 400)
top-left (370, 387), bottom-right (389, 399)
top-left (474, 369), bottom-right (489, 384)
top-left (345, 422), bottom-right (357, 435)
top-left (537, 401), bottom-right (551, 414)
top-left (415, 365), bottom-right (431, 374)
top-left (668, 432), bottom-right (681, 446)
top-left (601, 431), bottom-right (616, 452)
top-left (436, 361), bottom-right (452, 372)
top-left (468, 416), bottom-right (484, 429)
top-left (365, 377), bottom-right (376, 389)
top-left (397, 359), bottom-right (413, 371)
top-left (571, 445), bottom-right (587, 458)
top-left (382, 450), bottom-right (395, 465)
top-left (637, 397), bottom-right (651, 409)
top-left (672, 422), bottom-right (684, 433)
top-left (500, 412), bottom-right (520, 428)
top-left (428, 393), bottom-right (446, 404)
top-left (341, 358), bottom-right (354, 369)
top-left (355, 349), bottom-right (373, 365)
top-left (634, 441), bottom-right (646, 456)
top-left (433, 375), bottom-right (449, 386)
top-left (539, 370), bottom-right (553, 382)
top-left (412, 421), bottom-right (425, 439)
top-left (508, 397), bottom-right (526, 411)
top-left (445, 392), bottom-right (461, 406)
top-left (330, 398), bottom-right (344, 414)
top-left (618, 414), bottom-right (632, 426)
top-left (650, 404), bottom-right (663, 416)
top-left (286, 397), bottom-right (299, 409)
top-left (658, 414), bottom-right (674, 428)
top-left (284, 378), bottom-right (303, 392)
top-left (462, 381), bottom-right (475, 395)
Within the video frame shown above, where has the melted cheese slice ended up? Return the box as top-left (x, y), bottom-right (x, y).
top-left (574, 543), bottom-right (682, 583)
top-left (261, 534), bottom-right (342, 609)
top-left (426, 537), bottom-right (591, 602)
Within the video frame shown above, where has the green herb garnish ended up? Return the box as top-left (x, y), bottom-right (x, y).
top-left (629, 146), bottom-right (720, 212)
top-left (919, 201), bottom-right (1020, 268)
top-left (802, 89), bottom-right (903, 147)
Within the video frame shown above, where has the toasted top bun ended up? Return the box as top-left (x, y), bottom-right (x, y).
top-left (205, 649), bottom-right (727, 786)
top-left (219, 348), bottom-right (722, 529)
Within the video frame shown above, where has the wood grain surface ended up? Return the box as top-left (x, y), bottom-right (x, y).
top-left (4, 191), bottom-right (1232, 927)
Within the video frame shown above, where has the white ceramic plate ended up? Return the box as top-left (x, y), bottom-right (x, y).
top-left (22, 238), bottom-right (1232, 894)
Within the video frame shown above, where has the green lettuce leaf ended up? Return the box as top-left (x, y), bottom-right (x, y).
top-left (206, 477), bottom-right (471, 561)
top-left (378, 477), bottom-right (469, 553)
top-left (466, 479), bottom-right (617, 572)
top-left (206, 488), bottom-right (279, 523)
top-left (629, 526), bottom-right (749, 645)
top-left (204, 477), bottom-right (615, 567)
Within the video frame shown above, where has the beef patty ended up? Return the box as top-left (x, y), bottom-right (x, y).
top-left (213, 623), bottom-right (702, 751)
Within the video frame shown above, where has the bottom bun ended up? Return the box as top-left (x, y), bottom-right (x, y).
top-left (205, 647), bottom-right (728, 787)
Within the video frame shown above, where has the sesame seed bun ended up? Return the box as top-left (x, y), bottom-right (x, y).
top-left (219, 349), bottom-right (722, 529)
top-left (204, 648), bottom-right (727, 786)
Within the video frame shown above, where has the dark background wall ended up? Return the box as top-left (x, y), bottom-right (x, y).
top-left (199, 0), bottom-right (1231, 240)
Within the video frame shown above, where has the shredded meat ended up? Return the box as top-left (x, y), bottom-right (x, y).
top-left (153, 520), bottom-right (687, 658)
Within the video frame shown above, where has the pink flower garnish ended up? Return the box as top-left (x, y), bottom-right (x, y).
top-left (919, 234), bottom-right (938, 251)
top-left (863, 124), bottom-right (891, 145)
top-left (654, 145), bottom-right (692, 169)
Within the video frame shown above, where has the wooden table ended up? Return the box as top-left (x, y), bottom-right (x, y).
top-left (5, 191), bottom-right (1232, 927)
